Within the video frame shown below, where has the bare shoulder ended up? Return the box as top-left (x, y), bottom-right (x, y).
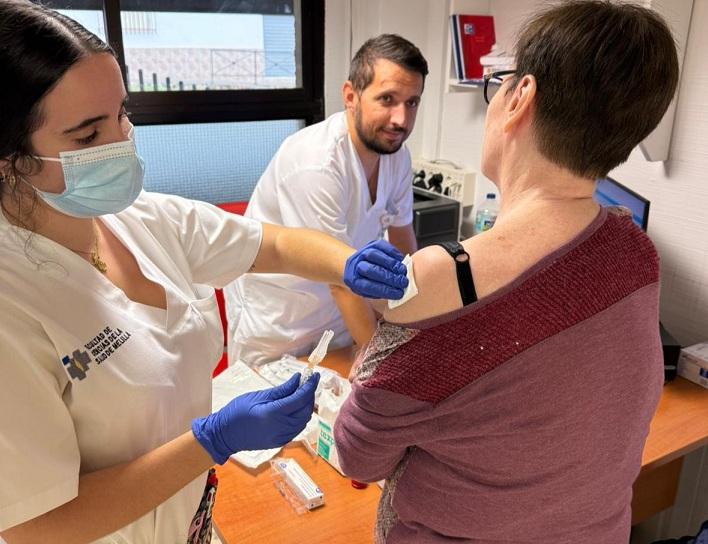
top-left (381, 231), bottom-right (517, 324)
top-left (382, 244), bottom-right (461, 325)
top-left (379, 207), bottom-right (601, 325)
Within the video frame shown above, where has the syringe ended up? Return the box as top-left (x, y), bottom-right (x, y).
top-left (300, 329), bottom-right (334, 386)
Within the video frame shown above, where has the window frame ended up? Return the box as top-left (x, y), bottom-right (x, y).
top-left (99, 0), bottom-right (324, 126)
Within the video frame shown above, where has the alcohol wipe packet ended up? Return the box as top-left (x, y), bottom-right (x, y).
top-left (388, 254), bottom-right (418, 310)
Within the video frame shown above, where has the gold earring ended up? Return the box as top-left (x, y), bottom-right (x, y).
top-left (7, 171), bottom-right (16, 189)
top-left (2, 170), bottom-right (16, 189)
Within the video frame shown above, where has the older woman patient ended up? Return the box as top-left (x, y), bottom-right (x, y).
top-left (333, 1), bottom-right (679, 543)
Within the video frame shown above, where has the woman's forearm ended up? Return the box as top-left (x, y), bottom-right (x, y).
top-left (249, 223), bottom-right (354, 283)
top-left (2, 431), bottom-right (213, 544)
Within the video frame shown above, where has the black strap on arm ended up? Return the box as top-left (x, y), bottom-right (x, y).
top-left (436, 241), bottom-right (478, 306)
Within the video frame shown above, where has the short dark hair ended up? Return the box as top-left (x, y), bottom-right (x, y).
top-left (348, 34), bottom-right (428, 93)
top-left (0, 0), bottom-right (113, 227)
top-left (510, 0), bottom-right (679, 178)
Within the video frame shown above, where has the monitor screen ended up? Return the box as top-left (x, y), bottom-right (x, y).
top-left (593, 177), bottom-right (650, 231)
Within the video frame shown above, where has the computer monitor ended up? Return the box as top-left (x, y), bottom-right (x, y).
top-left (593, 177), bottom-right (650, 231)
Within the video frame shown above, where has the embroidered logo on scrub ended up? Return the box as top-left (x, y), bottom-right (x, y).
top-left (62, 350), bottom-right (92, 380)
top-left (61, 326), bottom-right (132, 381)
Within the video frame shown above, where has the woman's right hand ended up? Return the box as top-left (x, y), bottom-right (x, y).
top-left (191, 373), bottom-right (320, 464)
top-left (343, 240), bottom-right (409, 299)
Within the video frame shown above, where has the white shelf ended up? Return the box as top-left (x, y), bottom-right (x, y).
top-left (447, 78), bottom-right (484, 93)
top-left (438, 0), bottom-right (692, 162)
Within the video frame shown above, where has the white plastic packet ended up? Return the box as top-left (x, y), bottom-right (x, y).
top-left (259, 354), bottom-right (345, 403)
top-left (211, 360), bottom-right (273, 411)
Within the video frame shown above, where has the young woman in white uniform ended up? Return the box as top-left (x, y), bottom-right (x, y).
top-left (0, 3), bottom-right (408, 543)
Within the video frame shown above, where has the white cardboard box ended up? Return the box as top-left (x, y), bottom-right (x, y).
top-left (678, 342), bottom-right (708, 389)
top-left (270, 457), bottom-right (324, 511)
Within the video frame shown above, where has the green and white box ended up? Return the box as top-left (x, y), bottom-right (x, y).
top-left (317, 419), bottom-right (345, 475)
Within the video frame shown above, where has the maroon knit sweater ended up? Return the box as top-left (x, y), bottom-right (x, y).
top-left (334, 207), bottom-right (663, 543)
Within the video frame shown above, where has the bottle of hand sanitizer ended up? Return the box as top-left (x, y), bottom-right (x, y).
top-left (474, 193), bottom-right (499, 234)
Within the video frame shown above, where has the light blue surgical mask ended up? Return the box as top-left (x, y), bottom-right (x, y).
top-left (33, 128), bottom-right (144, 218)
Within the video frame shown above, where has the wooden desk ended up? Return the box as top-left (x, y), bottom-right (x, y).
top-left (640, 377), bottom-right (708, 470)
top-left (632, 377), bottom-right (708, 523)
top-left (213, 349), bottom-right (708, 542)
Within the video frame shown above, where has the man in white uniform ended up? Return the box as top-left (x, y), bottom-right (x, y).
top-left (225, 34), bottom-right (428, 366)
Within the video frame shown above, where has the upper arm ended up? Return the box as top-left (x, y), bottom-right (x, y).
top-left (382, 245), bottom-right (460, 324)
top-left (0, 300), bottom-right (80, 532)
top-left (333, 382), bottom-right (432, 482)
top-left (143, 194), bottom-right (263, 289)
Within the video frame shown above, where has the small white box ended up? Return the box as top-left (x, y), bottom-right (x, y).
top-left (677, 342), bottom-right (708, 390)
top-left (271, 457), bottom-right (324, 511)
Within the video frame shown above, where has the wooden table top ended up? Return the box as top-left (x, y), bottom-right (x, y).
top-left (641, 375), bottom-right (708, 470)
top-left (213, 348), bottom-right (708, 544)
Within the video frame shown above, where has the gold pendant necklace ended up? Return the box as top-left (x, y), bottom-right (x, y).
top-left (90, 220), bottom-right (108, 274)
top-left (90, 250), bottom-right (108, 274)
top-left (62, 221), bottom-right (109, 273)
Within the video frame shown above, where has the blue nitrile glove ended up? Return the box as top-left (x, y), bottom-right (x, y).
top-left (343, 239), bottom-right (409, 299)
top-left (192, 372), bottom-right (320, 464)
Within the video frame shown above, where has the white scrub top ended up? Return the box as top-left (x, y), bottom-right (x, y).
top-left (224, 111), bottom-right (414, 367)
top-left (0, 192), bottom-right (262, 543)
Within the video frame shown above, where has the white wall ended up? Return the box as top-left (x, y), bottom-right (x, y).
top-left (614, 0), bottom-right (708, 347)
top-left (620, 2), bottom-right (708, 536)
top-left (324, 0), bottom-right (434, 157)
top-left (323, 0), bottom-right (350, 117)
top-left (325, 0), bottom-right (708, 539)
